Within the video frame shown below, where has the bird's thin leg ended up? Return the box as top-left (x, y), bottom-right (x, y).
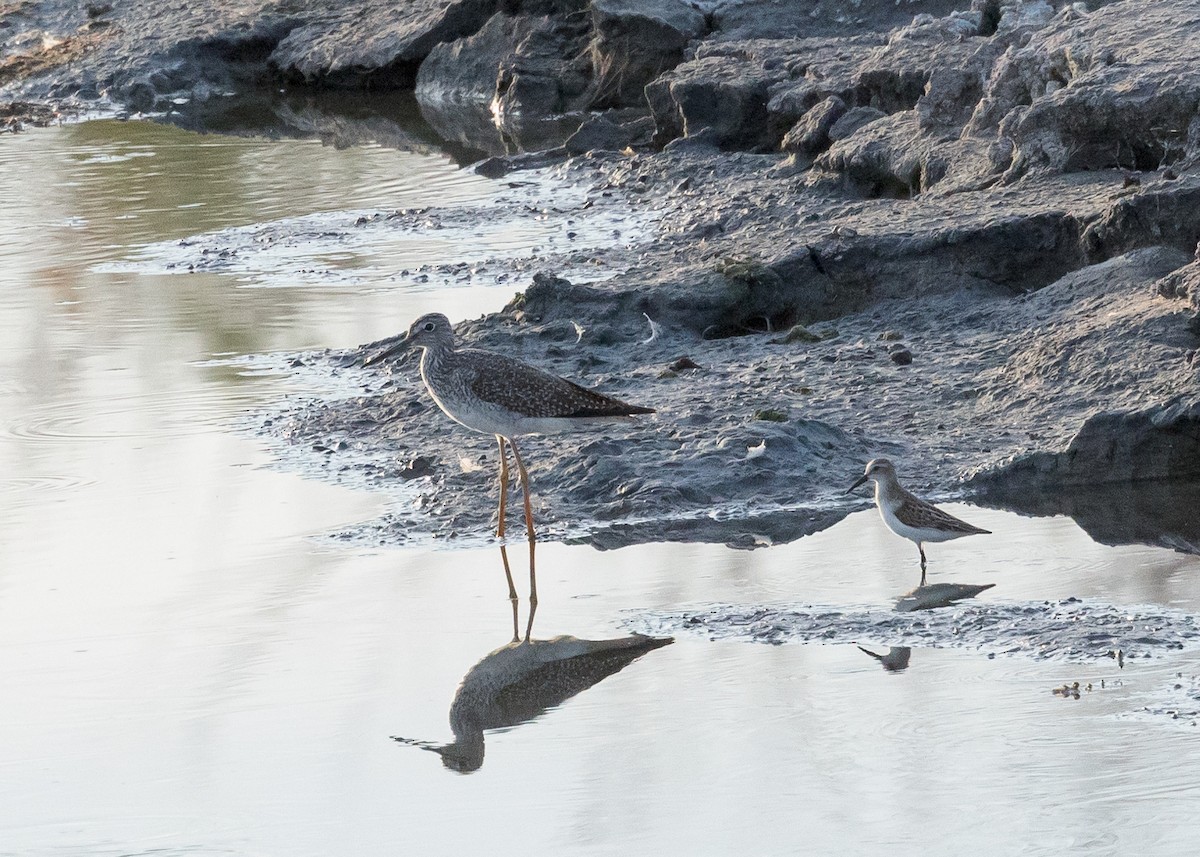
top-left (496, 439), bottom-right (519, 636)
top-left (498, 545), bottom-right (519, 642)
top-left (508, 438), bottom-right (536, 546)
top-left (495, 435), bottom-right (510, 541)
top-left (508, 438), bottom-right (537, 614)
top-left (523, 538), bottom-right (538, 642)
top-left (919, 544), bottom-right (927, 587)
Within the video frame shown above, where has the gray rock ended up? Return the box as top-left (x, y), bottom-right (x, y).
top-left (969, 397), bottom-right (1200, 487)
top-left (990, 0), bottom-right (1055, 35)
top-left (414, 3), bottom-right (703, 152)
top-left (416, 13), bottom-right (591, 115)
top-left (819, 111), bottom-right (929, 196)
top-left (965, 0), bottom-right (1200, 179)
top-left (647, 55), bottom-right (772, 149)
top-left (473, 157), bottom-right (510, 178)
top-left (781, 96), bottom-right (846, 155)
top-left (827, 106), bottom-right (887, 142)
top-left (1082, 177), bottom-right (1200, 260)
top-left (589, 0), bottom-right (707, 107)
top-left (661, 125), bottom-right (723, 153)
top-left (710, 0), bottom-right (969, 40)
top-left (852, 11), bottom-right (986, 115)
top-left (564, 115), bottom-right (634, 154)
top-left (414, 1), bottom-right (703, 141)
top-left (1153, 248), bottom-right (1200, 301)
top-left (414, 12), bottom-right (592, 154)
top-left (271, 0), bottom-right (498, 86)
top-left (638, 3), bottom-right (1047, 169)
top-left (761, 35), bottom-right (887, 132)
top-left (816, 107), bottom-right (1015, 197)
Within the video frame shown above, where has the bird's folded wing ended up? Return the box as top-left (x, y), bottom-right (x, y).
top-left (898, 495), bottom-right (991, 534)
top-left (468, 357), bottom-right (652, 418)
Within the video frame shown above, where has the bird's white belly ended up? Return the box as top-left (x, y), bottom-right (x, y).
top-left (428, 388), bottom-right (580, 438)
top-left (879, 502), bottom-right (964, 544)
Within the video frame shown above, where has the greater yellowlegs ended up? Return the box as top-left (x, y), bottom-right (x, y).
top-left (848, 458), bottom-right (990, 585)
top-left (393, 605), bottom-right (671, 774)
top-left (365, 313), bottom-right (654, 561)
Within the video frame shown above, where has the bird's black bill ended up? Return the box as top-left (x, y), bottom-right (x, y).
top-left (363, 336), bottom-right (410, 366)
top-left (391, 735), bottom-right (441, 753)
top-left (847, 474), bottom-right (868, 493)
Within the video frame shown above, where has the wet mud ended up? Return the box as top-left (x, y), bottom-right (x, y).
top-left (628, 578), bottom-right (1200, 724)
top-left (251, 216), bottom-right (1197, 551)
top-left (630, 593), bottom-right (1200, 664)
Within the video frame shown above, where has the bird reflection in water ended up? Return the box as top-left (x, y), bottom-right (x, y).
top-left (858, 581), bottom-right (996, 672)
top-left (893, 582), bottom-right (995, 614)
top-left (499, 540), bottom-right (535, 642)
top-left (393, 544), bottom-right (673, 773)
top-left (857, 646), bottom-right (912, 671)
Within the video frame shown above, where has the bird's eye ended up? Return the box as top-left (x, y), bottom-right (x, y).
top-left (423, 322), bottom-right (435, 332)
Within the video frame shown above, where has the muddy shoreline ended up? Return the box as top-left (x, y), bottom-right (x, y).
top-left (4, 0), bottom-right (1199, 549)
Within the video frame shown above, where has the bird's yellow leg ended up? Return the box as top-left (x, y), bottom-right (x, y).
top-left (498, 544), bottom-right (519, 642)
top-left (496, 438), bottom-right (519, 634)
top-left (508, 439), bottom-right (537, 614)
top-left (496, 435), bottom-right (510, 541)
top-left (523, 537), bottom-right (537, 641)
top-left (508, 438), bottom-right (536, 545)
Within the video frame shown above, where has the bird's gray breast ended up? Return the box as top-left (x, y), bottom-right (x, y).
top-left (421, 363), bottom-right (516, 435)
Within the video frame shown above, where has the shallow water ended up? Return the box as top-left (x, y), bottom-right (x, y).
top-left (2, 119), bottom-right (1200, 857)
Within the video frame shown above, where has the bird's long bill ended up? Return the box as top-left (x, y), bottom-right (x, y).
top-left (391, 735), bottom-right (443, 754)
top-left (363, 335), bottom-right (411, 366)
top-left (847, 474), bottom-right (868, 493)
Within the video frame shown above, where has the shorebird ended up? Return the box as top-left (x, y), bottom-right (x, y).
top-left (848, 458), bottom-right (990, 585)
top-left (393, 632), bottom-right (672, 773)
top-left (365, 313), bottom-right (654, 561)
top-left (392, 547), bottom-right (672, 774)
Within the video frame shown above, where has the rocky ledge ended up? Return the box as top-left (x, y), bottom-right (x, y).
top-left (4, 0), bottom-right (1199, 548)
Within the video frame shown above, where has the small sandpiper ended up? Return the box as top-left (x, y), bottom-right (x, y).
top-left (848, 458), bottom-right (990, 585)
top-left (365, 313), bottom-right (654, 567)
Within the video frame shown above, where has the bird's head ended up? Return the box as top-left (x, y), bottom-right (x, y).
top-left (364, 313), bottom-right (455, 365)
top-left (392, 733), bottom-right (483, 774)
top-left (847, 457), bottom-right (896, 493)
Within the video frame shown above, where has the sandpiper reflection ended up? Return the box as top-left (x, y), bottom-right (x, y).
top-left (857, 646), bottom-right (912, 671)
top-left (858, 581), bottom-right (996, 672)
top-left (893, 582), bottom-right (995, 613)
top-left (393, 546), bottom-right (673, 773)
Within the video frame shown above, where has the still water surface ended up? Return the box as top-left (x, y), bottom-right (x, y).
top-left (2, 120), bottom-right (1200, 857)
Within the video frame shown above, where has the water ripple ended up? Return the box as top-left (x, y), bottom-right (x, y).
top-left (2, 387), bottom-right (262, 444)
top-left (0, 474), bottom-right (98, 493)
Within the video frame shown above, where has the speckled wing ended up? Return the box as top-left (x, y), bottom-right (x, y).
top-left (896, 494), bottom-right (991, 534)
top-left (465, 353), bottom-right (654, 419)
